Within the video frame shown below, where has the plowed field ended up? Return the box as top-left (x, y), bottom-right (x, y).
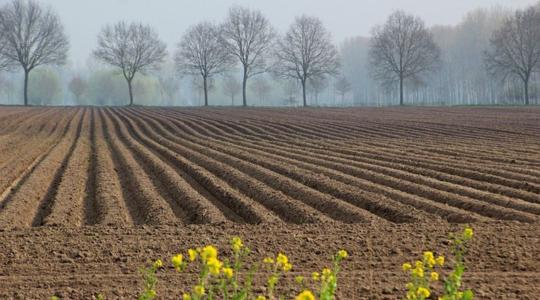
top-left (0, 107), bottom-right (538, 299)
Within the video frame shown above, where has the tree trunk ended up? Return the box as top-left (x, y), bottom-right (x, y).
top-left (23, 70), bottom-right (29, 106)
top-left (242, 66), bottom-right (248, 107)
top-left (524, 78), bottom-right (530, 105)
top-left (203, 77), bottom-right (208, 106)
top-left (302, 79), bottom-right (307, 107)
top-left (399, 76), bottom-right (404, 106)
top-left (127, 79), bottom-right (134, 106)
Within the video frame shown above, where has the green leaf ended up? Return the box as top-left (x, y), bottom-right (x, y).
top-left (462, 289), bottom-right (474, 300)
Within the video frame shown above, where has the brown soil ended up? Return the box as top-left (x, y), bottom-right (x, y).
top-left (0, 106), bottom-right (538, 299)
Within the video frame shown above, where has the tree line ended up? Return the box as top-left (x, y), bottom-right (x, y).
top-left (0, 0), bottom-right (539, 106)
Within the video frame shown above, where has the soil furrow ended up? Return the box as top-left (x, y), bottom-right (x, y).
top-left (124, 108), bottom-right (376, 224)
top-left (106, 108), bottom-right (228, 224)
top-left (119, 109), bottom-right (326, 224)
top-left (41, 108), bottom-right (92, 227)
top-left (0, 109), bottom-right (83, 229)
top-left (99, 109), bottom-right (179, 226)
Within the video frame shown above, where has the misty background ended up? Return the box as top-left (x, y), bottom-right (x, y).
top-left (0, 0), bottom-right (539, 106)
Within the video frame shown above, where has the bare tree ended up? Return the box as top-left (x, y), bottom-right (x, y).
top-left (250, 77), bottom-right (271, 103)
top-left (93, 22), bottom-right (167, 106)
top-left (334, 76), bottom-right (352, 103)
top-left (0, 26), bottom-right (10, 71)
top-left (28, 68), bottom-right (61, 105)
top-left (0, 74), bottom-right (16, 103)
top-left (308, 75), bottom-right (328, 105)
top-left (0, 0), bottom-right (69, 106)
top-left (222, 74), bottom-right (241, 106)
top-left (156, 61), bottom-right (180, 106)
top-left (282, 79), bottom-right (299, 106)
top-left (175, 22), bottom-right (234, 106)
top-left (221, 6), bottom-right (276, 107)
top-left (485, 7), bottom-right (540, 105)
top-left (0, 73), bottom-right (7, 102)
top-left (275, 16), bottom-right (340, 106)
top-left (157, 73), bottom-right (180, 106)
top-left (191, 76), bottom-right (215, 105)
top-left (369, 11), bottom-right (440, 106)
top-left (68, 75), bottom-right (86, 103)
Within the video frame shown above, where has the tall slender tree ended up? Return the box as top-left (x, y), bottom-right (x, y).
top-left (308, 76), bottom-right (328, 105)
top-left (275, 16), bottom-right (340, 106)
top-left (250, 76), bottom-right (271, 103)
top-left (221, 6), bottom-right (276, 107)
top-left (334, 76), bottom-right (352, 103)
top-left (175, 22), bottom-right (234, 106)
top-left (0, 0), bottom-right (69, 106)
top-left (93, 22), bottom-right (167, 106)
top-left (68, 75), bottom-right (87, 103)
top-left (0, 26), bottom-right (9, 71)
top-left (485, 6), bottom-right (540, 105)
top-left (369, 11), bottom-right (440, 106)
top-left (222, 74), bottom-right (241, 106)
top-left (157, 71), bottom-right (180, 106)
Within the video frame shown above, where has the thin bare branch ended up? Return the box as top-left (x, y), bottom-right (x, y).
top-left (221, 6), bottom-right (276, 106)
top-left (369, 11), bottom-right (441, 105)
top-left (93, 21), bottom-right (167, 105)
top-left (274, 15), bottom-right (340, 106)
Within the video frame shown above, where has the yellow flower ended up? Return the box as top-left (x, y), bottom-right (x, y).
top-left (430, 272), bottom-right (439, 281)
top-left (188, 249), bottom-right (198, 262)
top-left (147, 290), bottom-right (157, 298)
top-left (423, 251), bottom-right (436, 267)
top-left (207, 257), bottom-right (223, 275)
top-left (283, 262), bottom-right (292, 272)
top-left (295, 290), bottom-right (315, 300)
top-left (172, 254), bottom-right (183, 270)
top-left (201, 245), bottom-right (218, 262)
top-left (321, 267), bottom-right (333, 281)
top-left (295, 275), bottom-right (304, 284)
top-left (464, 227), bottom-right (473, 239)
top-left (223, 267), bottom-right (234, 279)
top-left (423, 251), bottom-right (434, 260)
top-left (256, 296), bottom-right (266, 300)
top-left (402, 262), bottom-right (412, 272)
top-left (416, 287), bottom-right (430, 298)
top-left (194, 285), bottom-right (205, 296)
top-left (412, 267), bottom-right (424, 278)
top-left (337, 250), bottom-right (348, 259)
top-left (436, 256), bottom-right (445, 266)
top-left (153, 259), bottom-right (163, 269)
top-left (263, 257), bottom-right (274, 264)
top-left (276, 253), bottom-right (288, 265)
top-left (322, 267), bottom-right (332, 277)
top-left (406, 291), bottom-right (415, 300)
top-left (312, 272), bottom-right (320, 281)
top-left (406, 283), bottom-right (414, 290)
top-left (182, 293), bottom-right (192, 300)
top-left (415, 260), bottom-right (423, 268)
top-left (231, 237), bottom-right (243, 253)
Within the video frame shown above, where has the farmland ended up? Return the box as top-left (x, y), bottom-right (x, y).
top-left (0, 107), bottom-right (539, 299)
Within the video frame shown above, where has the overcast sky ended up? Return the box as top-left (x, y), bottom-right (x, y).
top-left (8, 0), bottom-right (538, 66)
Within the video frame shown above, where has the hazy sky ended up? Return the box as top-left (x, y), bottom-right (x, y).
top-left (7, 0), bottom-right (538, 66)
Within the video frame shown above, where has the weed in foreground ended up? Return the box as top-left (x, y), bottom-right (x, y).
top-left (49, 227), bottom-right (474, 299)
top-left (402, 226), bottom-right (474, 300)
top-left (137, 237), bottom-right (348, 300)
